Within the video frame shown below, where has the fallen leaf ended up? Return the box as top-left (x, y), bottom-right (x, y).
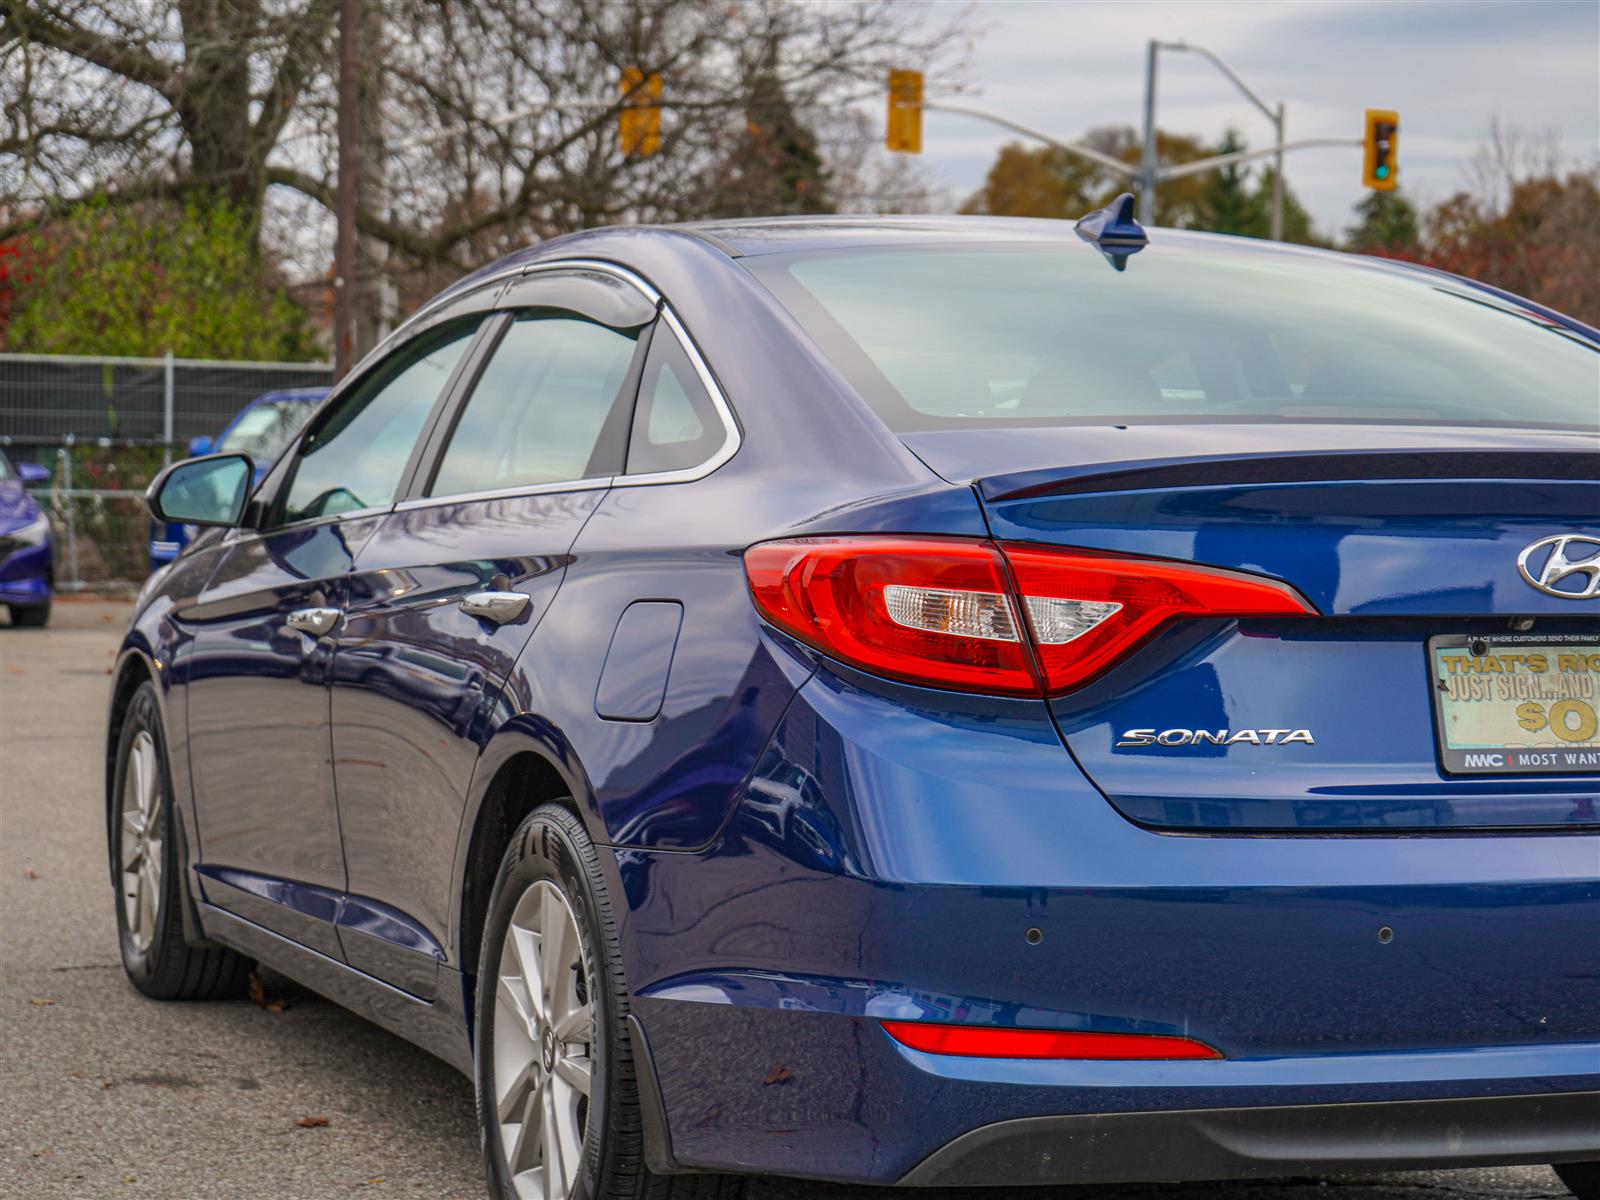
top-left (762, 1065), bottom-right (793, 1086)
top-left (100, 1079), bottom-right (116, 1090)
top-left (122, 1175), bottom-right (137, 1184)
top-left (296, 1115), bottom-right (330, 1129)
top-left (102, 613), bottom-right (115, 622)
top-left (248, 971), bottom-right (287, 1013)
top-left (5, 664), bottom-right (21, 675)
top-left (366, 1179), bottom-right (386, 1186)
top-left (24, 867), bottom-right (40, 880)
top-left (30, 997), bottom-right (56, 1006)
top-left (104, 667), bottom-right (114, 675)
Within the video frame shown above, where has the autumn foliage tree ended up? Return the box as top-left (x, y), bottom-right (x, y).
top-left (961, 127), bottom-right (1317, 242)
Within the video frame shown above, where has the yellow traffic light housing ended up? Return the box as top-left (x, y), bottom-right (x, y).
top-left (886, 69), bottom-right (923, 154)
top-left (1362, 108), bottom-right (1399, 191)
top-left (620, 68), bottom-right (662, 157)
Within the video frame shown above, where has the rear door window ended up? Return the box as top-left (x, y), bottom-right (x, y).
top-left (428, 313), bottom-right (641, 497)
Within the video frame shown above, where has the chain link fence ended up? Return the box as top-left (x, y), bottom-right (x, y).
top-left (2, 352), bottom-right (332, 591)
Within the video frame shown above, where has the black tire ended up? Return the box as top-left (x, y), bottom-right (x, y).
top-left (8, 600), bottom-right (50, 627)
top-left (1557, 1162), bottom-right (1600, 1200)
top-left (112, 682), bottom-right (251, 1000)
top-left (475, 804), bottom-right (745, 1200)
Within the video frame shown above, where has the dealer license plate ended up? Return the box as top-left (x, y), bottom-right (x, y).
top-left (1429, 636), bottom-right (1600, 776)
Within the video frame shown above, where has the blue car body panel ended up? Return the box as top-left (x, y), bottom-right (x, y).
top-left (0, 452), bottom-right (53, 612)
top-left (109, 217), bottom-right (1600, 1184)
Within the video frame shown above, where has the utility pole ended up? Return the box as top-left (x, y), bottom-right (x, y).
top-left (333, 0), bottom-right (359, 381)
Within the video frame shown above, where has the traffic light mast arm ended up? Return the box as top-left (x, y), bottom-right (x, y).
top-left (920, 101), bottom-right (1138, 179)
top-left (1154, 137), bottom-right (1362, 183)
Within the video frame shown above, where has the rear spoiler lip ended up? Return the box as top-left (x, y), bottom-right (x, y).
top-left (980, 448), bottom-right (1600, 502)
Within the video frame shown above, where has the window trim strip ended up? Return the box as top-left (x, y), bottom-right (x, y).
top-left (255, 257), bottom-right (741, 531)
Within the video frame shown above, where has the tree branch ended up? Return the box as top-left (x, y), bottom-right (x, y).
top-left (1, 0), bottom-right (176, 97)
top-left (250, 0), bottom-right (338, 164)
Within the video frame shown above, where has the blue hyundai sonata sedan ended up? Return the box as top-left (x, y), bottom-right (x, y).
top-left (110, 207), bottom-right (1600, 1200)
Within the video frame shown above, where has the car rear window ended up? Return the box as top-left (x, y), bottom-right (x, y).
top-left (743, 242), bottom-right (1599, 431)
top-left (219, 399), bottom-right (315, 463)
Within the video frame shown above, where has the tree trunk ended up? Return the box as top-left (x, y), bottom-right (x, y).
top-left (176, 0), bottom-right (267, 224)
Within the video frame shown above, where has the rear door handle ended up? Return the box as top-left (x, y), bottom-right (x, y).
top-left (286, 606), bottom-right (341, 636)
top-left (460, 590), bottom-right (529, 625)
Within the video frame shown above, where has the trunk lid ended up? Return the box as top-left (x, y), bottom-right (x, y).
top-left (906, 423), bottom-right (1600, 832)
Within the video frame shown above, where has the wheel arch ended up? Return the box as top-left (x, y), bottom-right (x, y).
top-left (452, 722), bottom-right (601, 1026)
top-left (105, 647), bottom-right (159, 880)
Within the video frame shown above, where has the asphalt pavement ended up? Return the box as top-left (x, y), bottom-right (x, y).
top-left (0, 599), bottom-right (1579, 1200)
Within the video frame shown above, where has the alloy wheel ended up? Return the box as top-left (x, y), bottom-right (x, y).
top-left (493, 879), bottom-right (595, 1200)
top-left (119, 729), bottom-right (163, 954)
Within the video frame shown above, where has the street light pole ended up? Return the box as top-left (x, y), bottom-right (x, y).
top-left (1272, 102), bottom-right (1285, 242)
top-left (1150, 40), bottom-right (1287, 239)
top-left (1139, 39), bottom-right (1159, 224)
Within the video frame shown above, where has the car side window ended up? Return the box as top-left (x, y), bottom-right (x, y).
top-left (625, 327), bottom-right (725, 476)
top-left (278, 320), bottom-right (478, 525)
top-left (428, 312), bottom-right (640, 498)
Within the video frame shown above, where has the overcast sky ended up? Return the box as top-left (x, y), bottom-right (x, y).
top-left (911, 0), bottom-right (1600, 237)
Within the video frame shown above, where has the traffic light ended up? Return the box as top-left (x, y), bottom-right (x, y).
top-left (1362, 108), bottom-right (1399, 191)
top-left (886, 69), bottom-right (923, 154)
top-left (620, 68), bottom-right (661, 157)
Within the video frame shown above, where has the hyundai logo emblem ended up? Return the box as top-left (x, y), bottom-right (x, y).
top-left (1517, 535), bottom-right (1600, 599)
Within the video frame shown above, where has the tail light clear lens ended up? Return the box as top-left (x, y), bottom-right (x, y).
top-left (744, 536), bottom-right (1314, 697)
top-left (743, 537), bottom-right (1038, 695)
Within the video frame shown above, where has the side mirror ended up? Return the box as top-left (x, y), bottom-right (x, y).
top-left (16, 462), bottom-right (49, 486)
top-left (145, 453), bottom-right (255, 527)
top-left (188, 435), bottom-right (214, 457)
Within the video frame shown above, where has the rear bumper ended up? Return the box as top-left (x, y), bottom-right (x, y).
top-left (614, 665), bottom-right (1600, 1185)
top-left (900, 1091), bottom-right (1600, 1186)
top-left (631, 992), bottom-right (1600, 1185)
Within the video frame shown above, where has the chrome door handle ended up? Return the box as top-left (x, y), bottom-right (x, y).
top-left (459, 590), bottom-right (529, 625)
top-left (286, 606), bottom-right (341, 636)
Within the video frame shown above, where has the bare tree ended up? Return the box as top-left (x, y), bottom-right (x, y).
top-left (3, 0), bottom-right (963, 267)
top-left (2, 0), bottom-right (338, 233)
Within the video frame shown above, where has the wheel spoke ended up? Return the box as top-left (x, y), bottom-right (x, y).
top-left (551, 1005), bottom-right (590, 1045)
top-left (508, 924), bottom-right (546, 1025)
top-left (135, 737), bottom-right (156, 817)
top-left (540, 1081), bottom-right (566, 1198)
top-left (496, 1053), bottom-right (537, 1123)
top-left (135, 864), bottom-right (156, 941)
top-left (503, 1079), bottom-right (541, 1179)
top-left (554, 1053), bottom-right (591, 1099)
top-left (497, 972), bottom-right (537, 1034)
top-left (121, 819), bottom-right (144, 868)
top-left (539, 889), bottom-right (572, 1014)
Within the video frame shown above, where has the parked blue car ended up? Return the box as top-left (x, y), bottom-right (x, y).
top-left (111, 209), bottom-right (1600, 1200)
top-left (0, 447), bottom-right (53, 626)
top-left (149, 386), bottom-right (325, 569)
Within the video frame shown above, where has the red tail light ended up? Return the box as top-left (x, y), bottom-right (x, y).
top-left (744, 536), bottom-right (1313, 697)
top-left (1003, 546), bottom-right (1315, 693)
top-left (881, 1020), bottom-right (1222, 1060)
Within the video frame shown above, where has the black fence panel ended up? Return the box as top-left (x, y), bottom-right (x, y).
top-left (0, 353), bottom-right (332, 448)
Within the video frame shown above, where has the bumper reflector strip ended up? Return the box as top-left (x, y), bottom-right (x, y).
top-left (881, 1020), bottom-right (1223, 1060)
